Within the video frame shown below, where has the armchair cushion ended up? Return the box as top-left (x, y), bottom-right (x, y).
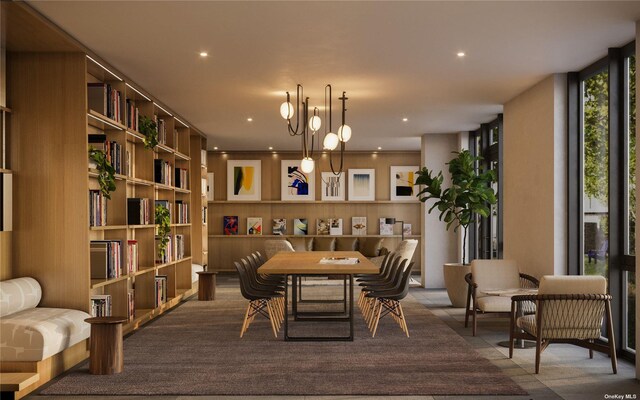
top-left (359, 237), bottom-right (385, 257)
top-left (476, 296), bottom-right (512, 312)
top-left (335, 237), bottom-right (358, 251)
top-left (287, 237), bottom-right (314, 252)
top-left (314, 237), bottom-right (336, 251)
top-left (470, 259), bottom-right (520, 297)
top-left (539, 275), bottom-right (606, 295)
top-left (0, 277), bottom-right (42, 317)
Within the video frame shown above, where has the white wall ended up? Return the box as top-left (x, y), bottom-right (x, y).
top-left (420, 133), bottom-right (460, 288)
top-left (503, 74), bottom-right (567, 278)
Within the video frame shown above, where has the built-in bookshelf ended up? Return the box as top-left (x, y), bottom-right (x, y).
top-left (7, 48), bottom-right (207, 334)
top-left (190, 135), bottom-right (209, 269)
top-left (207, 151), bottom-right (422, 272)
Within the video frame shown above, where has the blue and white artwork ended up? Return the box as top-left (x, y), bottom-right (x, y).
top-left (281, 160), bottom-right (315, 201)
top-left (348, 169), bottom-right (375, 201)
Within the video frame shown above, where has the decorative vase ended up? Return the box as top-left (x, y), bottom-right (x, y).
top-left (443, 263), bottom-right (471, 308)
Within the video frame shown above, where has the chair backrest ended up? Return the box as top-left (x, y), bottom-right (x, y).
top-left (381, 253), bottom-right (402, 281)
top-left (470, 259), bottom-right (520, 296)
top-left (254, 251), bottom-right (266, 264)
top-left (395, 261), bottom-right (415, 299)
top-left (250, 252), bottom-right (264, 267)
top-left (264, 240), bottom-right (295, 260)
top-left (538, 275), bottom-right (607, 340)
top-left (234, 261), bottom-right (254, 300)
top-left (394, 239), bottom-right (418, 263)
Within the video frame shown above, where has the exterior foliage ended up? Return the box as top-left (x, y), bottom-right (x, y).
top-left (416, 150), bottom-right (496, 264)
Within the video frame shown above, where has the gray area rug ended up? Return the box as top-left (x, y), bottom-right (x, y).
top-left (42, 285), bottom-right (527, 396)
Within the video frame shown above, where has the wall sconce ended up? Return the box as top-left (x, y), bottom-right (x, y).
top-left (385, 218), bottom-right (405, 241)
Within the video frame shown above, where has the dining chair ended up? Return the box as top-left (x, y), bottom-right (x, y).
top-left (235, 261), bottom-right (284, 338)
top-left (509, 275), bottom-right (617, 374)
top-left (264, 239), bottom-right (295, 260)
top-left (360, 258), bottom-right (407, 321)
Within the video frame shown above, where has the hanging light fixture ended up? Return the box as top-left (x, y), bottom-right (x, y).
top-left (279, 84), bottom-right (351, 175)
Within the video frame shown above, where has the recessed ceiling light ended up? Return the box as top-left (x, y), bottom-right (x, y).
top-left (377, 146), bottom-right (382, 150)
top-left (247, 117), bottom-right (253, 122)
top-left (457, 52), bottom-right (465, 57)
top-left (199, 52), bottom-right (208, 57)
top-left (402, 118), bottom-right (408, 122)
top-left (213, 146), bottom-right (218, 150)
top-left (268, 146), bottom-right (273, 150)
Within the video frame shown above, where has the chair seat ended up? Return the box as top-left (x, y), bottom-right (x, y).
top-left (476, 295), bottom-right (512, 312)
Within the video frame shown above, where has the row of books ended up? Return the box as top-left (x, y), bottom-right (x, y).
top-left (90, 240), bottom-right (122, 279)
top-left (88, 82), bottom-right (122, 122)
top-left (128, 198), bottom-right (151, 225)
top-left (175, 168), bottom-right (188, 189)
top-left (156, 235), bottom-right (173, 264)
top-left (223, 217), bottom-right (412, 236)
top-left (154, 159), bottom-right (172, 186)
top-left (89, 190), bottom-right (107, 227)
top-left (126, 99), bottom-right (139, 131)
top-left (90, 292), bottom-right (135, 319)
top-left (88, 134), bottom-right (124, 175)
top-left (157, 117), bottom-right (167, 145)
top-left (155, 275), bottom-right (167, 307)
top-left (175, 234), bottom-right (185, 260)
top-left (175, 201), bottom-right (189, 224)
top-left (127, 240), bottom-right (139, 274)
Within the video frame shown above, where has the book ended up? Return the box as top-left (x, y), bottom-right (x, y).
top-left (272, 218), bottom-right (286, 235)
top-left (224, 216), bottom-right (238, 235)
top-left (294, 218), bottom-right (308, 235)
top-left (352, 217), bottom-right (367, 236)
top-left (175, 200), bottom-right (188, 224)
top-left (403, 223), bottom-right (412, 236)
top-left (127, 290), bottom-right (135, 320)
top-left (155, 235), bottom-right (173, 264)
top-left (88, 82), bottom-right (121, 121)
top-left (127, 198), bottom-right (150, 225)
top-left (175, 234), bottom-right (185, 260)
top-left (89, 190), bottom-right (107, 227)
top-left (380, 218), bottom-right (394, 236)
top-left (155, 275), bottom-right (168, 307)
top-left (90, 240), bottom-right (122, 279)
top-left (127, 240), bottom-right (138, 274)
top-left (175, 168), bottom-right (188, 189)
top-left (247, 217), bottom-right (262, 235)
top-left (316, 218), bottom-right (330, 235)
top-left (90, 294), bottom-right (112, 317)
top-left (329, 218), bottom-right (343, 236)
top-left (154, 159), bottom-right (172, 185)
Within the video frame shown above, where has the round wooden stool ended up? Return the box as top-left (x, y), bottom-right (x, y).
top-left (85, 316), bottom-right (128, 375)
top-left (197, 271), bottom-right (217, 301)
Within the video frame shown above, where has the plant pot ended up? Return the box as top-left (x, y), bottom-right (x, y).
top-left (443, 263), bottom-right (471, 308)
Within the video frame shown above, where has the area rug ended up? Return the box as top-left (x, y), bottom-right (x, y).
top-left (42, 285), bottom-right (527, 396)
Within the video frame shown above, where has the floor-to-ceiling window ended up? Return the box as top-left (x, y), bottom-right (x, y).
top-left (469, 115), bottom-right (503, 261)
top-left (569, 42), bottom-right (636, 361)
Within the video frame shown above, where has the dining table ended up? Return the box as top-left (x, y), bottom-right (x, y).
top-left (258, 251), bottom-right (379, 341)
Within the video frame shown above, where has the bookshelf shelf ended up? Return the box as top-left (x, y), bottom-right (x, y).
top-left (155, 183), bottom-right (174, 191)
top-left (155, 144), bottom-right (174, 154)
top-left (88, 169), bottom-right (127, 180)
top-left (172, 223), bottom-right (191, 227)
top-left (128, 224), bottom-right (155, 229)
top-left (0, 169), bottom-right (13, 174)
top-left (174, 187), bottom-right (190, 194)
top-left (91, 275), bottom-right (129, 289)
top-left (87, 110), bottom-right (126, 131)
top-left (133, 267), bottom-right (156, 277)
top-left (208, 200), bottom-right (421, 205)
top-left (127, 177), bottom-right (155, 186)
top-left (126, 130), bottom-right (145, 143)
top-left (174, 151), bottom-right (190, 161)
top-left (90, 225), bottom-right (128, 231)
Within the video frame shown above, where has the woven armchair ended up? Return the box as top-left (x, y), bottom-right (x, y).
top-left (464, 259), bottom-right (539, 336)
top-left (509, 275), bottom-right (617, 374)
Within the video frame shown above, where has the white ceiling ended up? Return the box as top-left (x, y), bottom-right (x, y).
top-left (27, 1), bottom-right (640, 151)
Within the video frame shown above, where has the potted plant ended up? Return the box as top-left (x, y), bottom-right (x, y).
top-left (155, 204), bottom-right (171, 261)
top-left (88, 147), bottom-right (116, 199)
top-left (416, 150), bottom-right (496, 307)
top-left (139, 115), bottom-right (159, 149)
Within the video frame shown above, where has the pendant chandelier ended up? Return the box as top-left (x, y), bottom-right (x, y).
top-left (279, 84), bottom-right (351, 174)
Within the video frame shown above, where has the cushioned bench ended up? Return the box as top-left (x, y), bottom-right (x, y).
top-left (0, 277), bottom-right (91, 399)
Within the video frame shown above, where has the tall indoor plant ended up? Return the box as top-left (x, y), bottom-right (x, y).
top-left (416, 150), bottom-right (496, 306)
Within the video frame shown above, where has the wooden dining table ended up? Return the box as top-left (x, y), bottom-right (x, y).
top-left (258, 251), bottom-right (379, 341)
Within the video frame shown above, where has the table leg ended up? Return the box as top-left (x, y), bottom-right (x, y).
top-left (292, 274), bottom-right (298, 320)
top-left (349, 274), bottom-right (354, 341)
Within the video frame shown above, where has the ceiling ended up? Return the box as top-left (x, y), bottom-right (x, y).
top-left (25, 1), bottom-right (640, 151)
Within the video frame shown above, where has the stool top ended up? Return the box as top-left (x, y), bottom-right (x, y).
top-left (197, 271), bottom-right (218, 275)
top-left (85, 316), bottom-right (128, 324)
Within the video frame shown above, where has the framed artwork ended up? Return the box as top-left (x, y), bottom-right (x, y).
top-left (403, 223), bottom-right (412, 236)
top-left (321, 172), bottom-right (345, 201)
top-left (294, 218), bottom-right (308, 235)
top-left (379, 218), bottom-right (394, 236)
top-left (223, 216), bottom-right (238, 235)
top-left (329, 218), bottom-right (343, 236)
top-left (206, 172), bottom-right (214, 201)
top-left (390, 166), bottom-right (419, 201)
top-left (247, 217), bottom-right (262, 235)
top-left (227, 160), bottom-right (261, 201)
top-left (316, 218), bottom-right (330, 235)
top-left (348, 169), bottom-right (375, 201)
top-left (272, 219), bottom-right (286, 235)
top-left (352, 217), bottom-right (367, 236)
top-left (281, 160), bottom-right (315, 201)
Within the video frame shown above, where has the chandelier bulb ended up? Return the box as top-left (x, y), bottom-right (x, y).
top-left (300, 157), bottom-right (315, 173)
top-left (280, 101), bottom-right (294, 120)
top-left (323, 132), bottom-right (339, 150)
top-left (338, 124), bottom-right (352, 142)
top-left (309, 115), bottom-right (322, 132)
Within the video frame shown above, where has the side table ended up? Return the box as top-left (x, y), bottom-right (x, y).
top-left (197, 271), bottom-right (217, 301)
top-left (85, 316), bottom-right (128, 375)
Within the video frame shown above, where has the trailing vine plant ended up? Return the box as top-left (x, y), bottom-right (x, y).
top-left (139, 115), bottom-right (159, 149)
top-left (155, 204), bottom-right (171, 260)
top-left (88, 147), bottom-right (116, 199)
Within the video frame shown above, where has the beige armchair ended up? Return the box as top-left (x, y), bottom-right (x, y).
top-left (264, 239), bottom-right (294, 260)
top-left (465, 259), bottom-right (539, 336)
top-left (509, 275), bottom-right (617, 374)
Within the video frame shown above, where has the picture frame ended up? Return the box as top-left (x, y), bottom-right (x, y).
top-left (226, 160), bottom-right (261, 201)
top-left (390, 166), bottom-right (419, 201)
top-left (321, 172), bottom-right (345, 201)
top-left (348, 169), bottom-right (375, 201)
top-left (206, 172), bottom-right (214, 202)
top-left (281, 160), bottom-right (315, 201)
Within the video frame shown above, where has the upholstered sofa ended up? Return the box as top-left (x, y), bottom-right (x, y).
top-left (0, 277), bottom-right (91, 398)
top-left (285, 237), bottom-right (389, 259)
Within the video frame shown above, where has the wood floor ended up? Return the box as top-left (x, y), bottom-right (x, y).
top-left (29, 275), bottom-right (638, 400)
